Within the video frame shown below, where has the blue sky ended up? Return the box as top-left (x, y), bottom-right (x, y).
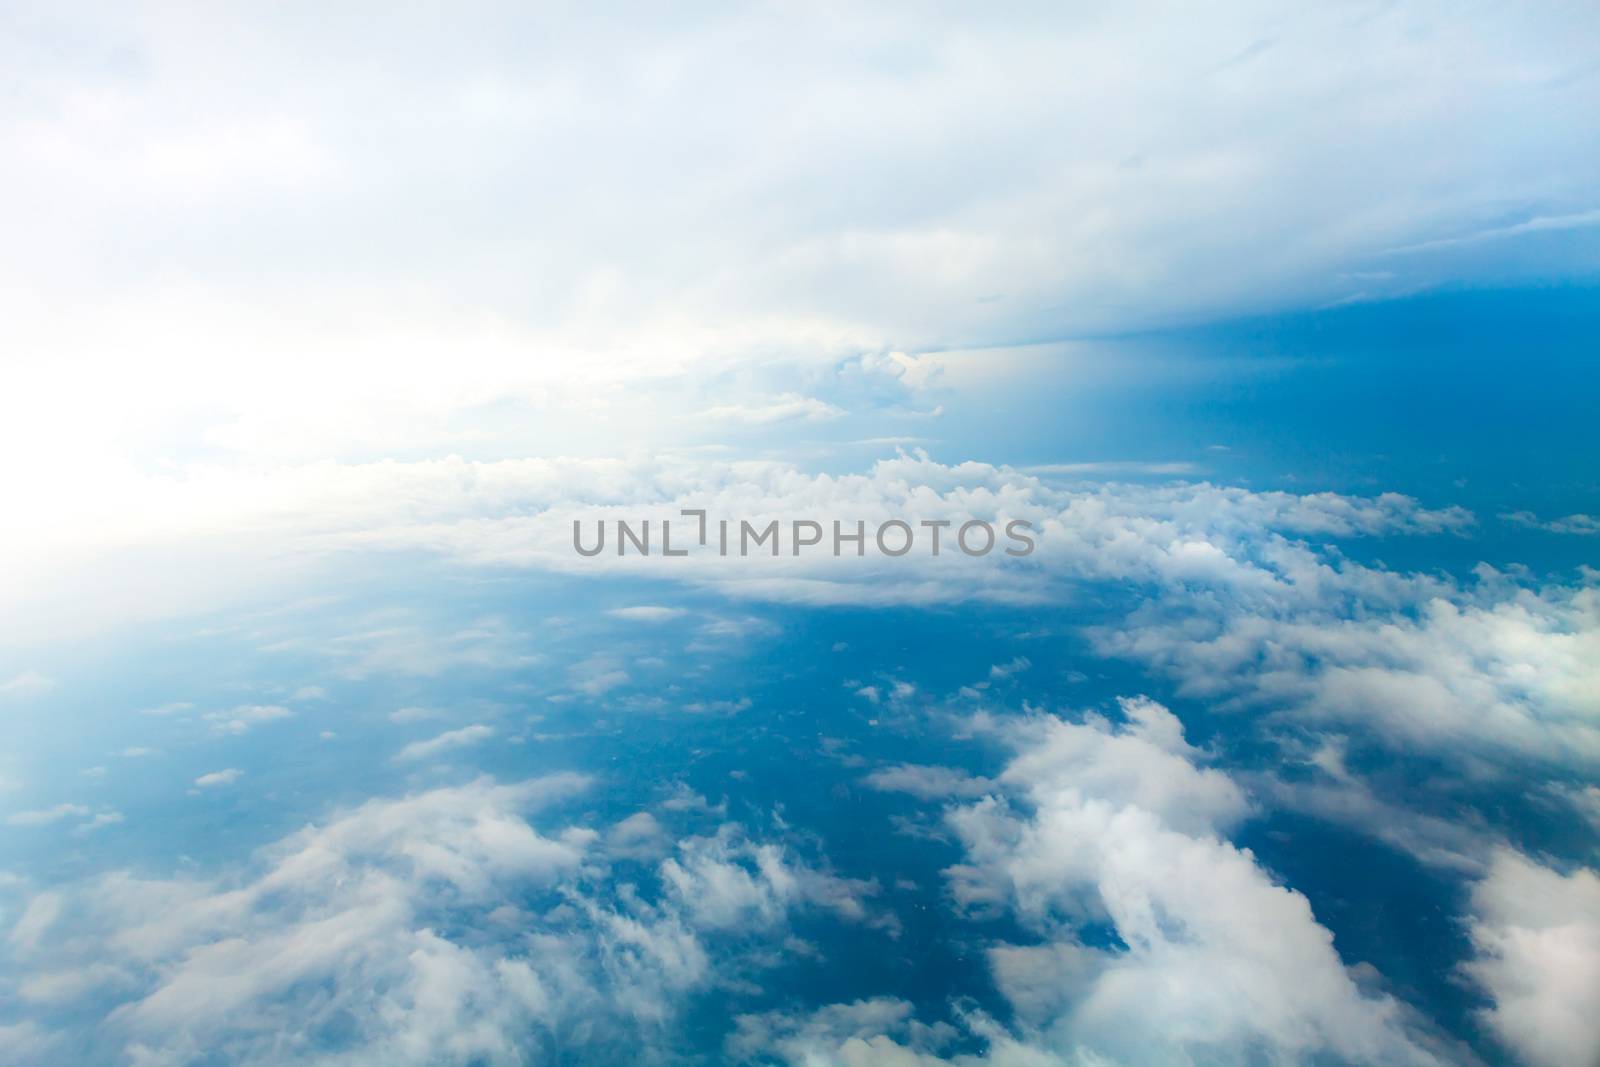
top-left (2, 5), bottom-right (1599, 1067)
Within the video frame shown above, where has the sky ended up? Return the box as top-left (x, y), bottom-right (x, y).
top-left (2, 4), bottom-right (1599, 1067)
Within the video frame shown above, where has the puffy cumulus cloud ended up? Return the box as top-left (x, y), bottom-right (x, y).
top-left (988, 697), bottom-right (1251, 838)
top-left (0, 774), bottom-right (885, 1065)
top-left (726, 997), bottom-right (967, 1066)
top-left (750, 699), bottom-right (1457, 1066)
top-left (1462, 850), bottom-right (1600, 1067)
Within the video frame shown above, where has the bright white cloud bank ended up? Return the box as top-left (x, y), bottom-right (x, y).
top-left (1463, 850), bottom-right (1600, 1067)
top-left (4, 3), bottom-right (1599, 481)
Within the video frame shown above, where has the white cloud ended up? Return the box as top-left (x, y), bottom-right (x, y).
top-left (0, 449), bottom-right (1483, 645)
top-left (3, 5), bottom-right (1595, 488)
top-left (138, 702), bottom-right (192, 716)
top-left (2, 3), bottom-right (1594, 649)
top-left (0, 672), bottom-right (54, 698)
top-left (569, 654), bottom-right (630, 697)
top-left (0, 774), bottom-right (887, 1065)
top-left (727, 997), bottom-right (961, 1064)
top-left (1462, 850), bottom-right (1600, 1067)
top-left (71, 812), bottom-right (124, 836)
top-left (193, 769), bottom-right (241, 788)
top-left (1502, 510), bottom-right (1600, 536)
top-left (607, 605), bottom-right (688, 622)
top-left (1025, 461), bottom-right (1200, 477)
top-left (742, 699), bottom-right (1454, 1066)
top-left (607, 812), bottom-right (671, 861)
top-left (864, 765), bottom-right (997, 801)
top-left (988, 657), bottom-right (1030, 680)
top-left (203, 703), bottom-right (293, 735)
top-left (700, 394), bottom-right (846, 425)
top-left (660, 828), bottom-right (886, 934)
top-left (5, 804), bottom-right (89, 827)
top-left (393, 724), bottom-right (496, 763)
top-left (1101, 570), bottom-right (1600, 767)
top-left (6, 892), bottom-right (62, 952)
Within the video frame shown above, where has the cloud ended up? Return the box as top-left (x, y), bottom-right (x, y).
top-left (138, 702), bottom-right (193, 717)
top-left (6, 893), bottom-right (62, 952)
top-left (727, 997), bottom-right (960, 1064)
top-left (681, 696), bottom-right (752, 715)
top-left (0, 672), bottom-right (54, 698)
top-left (393, 724), bottom-right (496, 763)
top-left (0, 451), bottom-right (1484, 646)
top-left (863, 765), bottom-right (997, 801)
top-left (606, 812), bottom-right (671, 861)
top-left (288, 454), bottom-right (1476, 612)
top-left (4, 3), bottom-right (1596, 510)
top-left (607, 606), bottom-right (688, 622)
top-left (1462, 849), bottom-right (1600, 1067)
top-left (203, 704), bottom-right (293, 735)
top-left (71, 812), bottom-right (124, 836)
top-left (1502, 510), bottom-right (1600, 536)
top-left (659, 828), bottom-right (888, 935)
top-left (310, 614), bottom-right (540, 680)
top-left (1024, 461), bottom-right (1200, 477)
top-left (5, 804), bottom-right (90, 827)
top-left (1384, 207), bottom-right (1600, 255)
top-left (1100, 568), bottom-right (1600, 767)
top-left (569, 654), bottom-right (630, 697)
top-left (699, 395), bottom-right (846, 425)
top-left (0, 774), bottom-right (889, 1065)
top-left (737, 698), bottom-right (1457, 1066)
top-left (988, 656), bottom-right (1030, 680)
top-left (2, 4), bottom-right (1594, 650)
top-left (193, 769), bottom-right (241, 788)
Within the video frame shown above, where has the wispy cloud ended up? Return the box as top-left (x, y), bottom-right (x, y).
top-left (607, 606), bottom-right (688, 622)
top-left (204, 704), bottom-right (293, 736)
top-left (0, 671), bottom-right (55, 698)
top-left (6, 803), bottom-right (89, 827)
top-left (194, 769), bottom-right (242, 788)
top-left (1502, 510), bottom-right (1600, 536)
top-left (394, 725), bottom-right (495, 763)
